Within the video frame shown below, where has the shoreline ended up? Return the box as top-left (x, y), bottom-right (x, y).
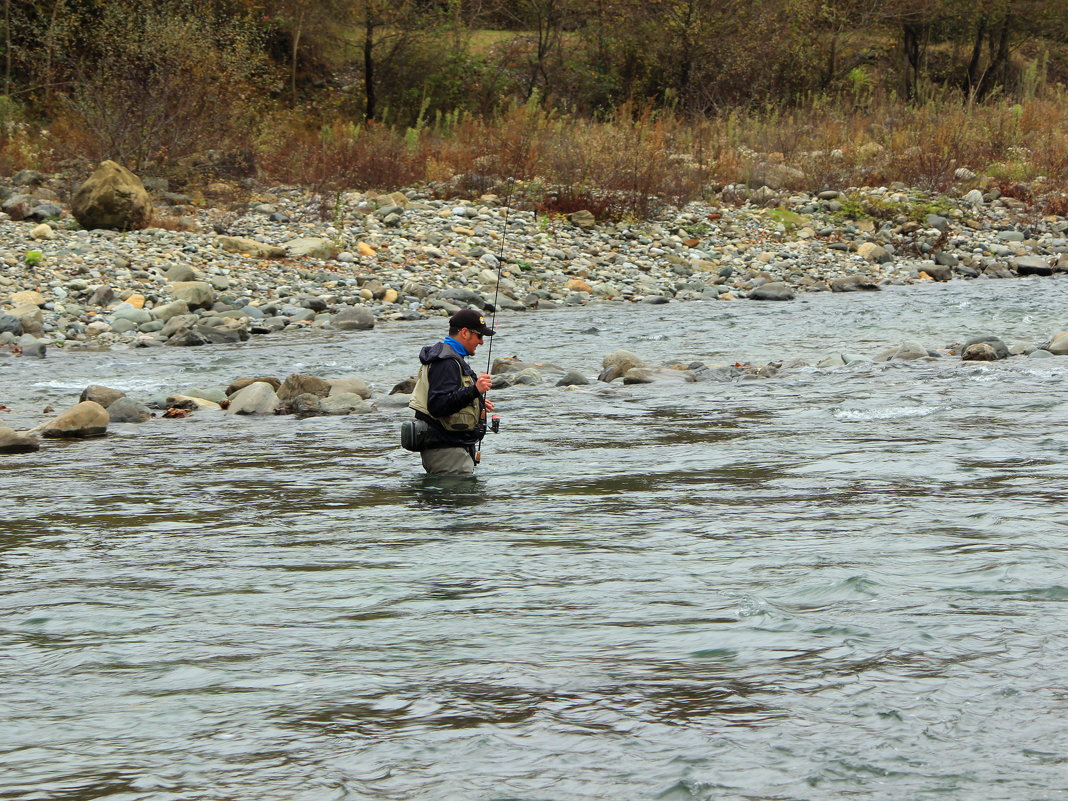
top-left (1, 177), bottom-right (1068, 358)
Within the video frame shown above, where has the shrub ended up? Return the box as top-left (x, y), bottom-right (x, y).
top-left (50, 1), bottom-right (267, 171)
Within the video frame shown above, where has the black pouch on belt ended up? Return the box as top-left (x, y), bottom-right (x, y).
top-left (400, 419), bottom-right (430, 451)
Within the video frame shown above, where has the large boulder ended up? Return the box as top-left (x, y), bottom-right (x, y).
top-left (556, 369), bottom-right (589, 387)
top-left (79, 384), bottom-right (126, 407)
top-left (227, 381), bottom-right (280, 415)
top-left (289, 393), bottom-right (323, 416)
top-left (830, 275), bottom-right (880, 292)
top-left (748, 282), bottom-right (795, 301)
top-left (0, 425), bottom-right (40, 453)
top-left (329, 377), bottom-right (372, 399)
top-left (962, 343), bottom-right (999, 361)
top-left (962, 336), bottom-right (1008, 360)
top-left (1013, 256), bottom-right (1054, 276)
top-left (105, 397), bottom-right (152, 423)
top-left (331, 306), bottom-right (375, 331)
top-left (71, 160), bottom-right (153, 230)
top-left (599, 350), bottom-right (644, 382)
top-left (39, 401), bottom-right (109, 438)
top-left (18, 333), bottom-right (46, 357)
top-left (0, 314), bottom-right (21, 335)
top-left (277, 373), bottom-right (331, 402)
top-left (320, 393), bottom-right (372, 415)
top-left (227, 376), bottom-right (282, 395)
top-left (1046, 332), bottom-right (1068, 355)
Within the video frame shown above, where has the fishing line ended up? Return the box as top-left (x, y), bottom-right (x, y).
top-left (483, 179), bottom-right (516, 375)
top-left (476, 154), bottom-right (526, 462)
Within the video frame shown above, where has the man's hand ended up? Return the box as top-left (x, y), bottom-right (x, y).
top-left (475, 372), bottom-right (492, 393)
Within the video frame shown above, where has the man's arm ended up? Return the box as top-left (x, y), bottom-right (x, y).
top-left (426, 360), bottom-right (480, 418)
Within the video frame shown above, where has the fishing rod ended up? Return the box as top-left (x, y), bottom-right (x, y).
top-left (474, 171), bottom-right (521, 462)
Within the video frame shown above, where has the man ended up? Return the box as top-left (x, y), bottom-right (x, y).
top-left (408, 308), bottom-right (496, 475)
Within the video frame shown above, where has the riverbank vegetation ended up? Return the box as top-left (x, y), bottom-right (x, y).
top-left (2, 0), bottom-right (1068, 216)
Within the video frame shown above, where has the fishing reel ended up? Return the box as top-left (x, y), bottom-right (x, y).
top-left (489, 414), bottom-right (501, 434)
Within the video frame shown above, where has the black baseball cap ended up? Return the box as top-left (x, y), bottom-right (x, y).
top-left (449, 309), bottom-right (495, 336)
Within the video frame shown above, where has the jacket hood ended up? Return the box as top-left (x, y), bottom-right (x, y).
top-left (418, 341), bottom-right (461, 364)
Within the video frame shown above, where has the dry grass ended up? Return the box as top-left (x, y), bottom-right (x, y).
top-left (7, 89), bottom-right (1068, 219)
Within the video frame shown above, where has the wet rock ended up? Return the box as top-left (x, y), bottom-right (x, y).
top-left (39, 401), bottom-right (109, 437)
top-left (164, 328), bottom-right (212, 347)
top-left (830, 275), bottom-right (880, 292)
top-left (622, 366), bottom-right (695, 385)
top-left (506, 367), bottom-right (543, 386)
top-left (227, 381), bottom-right (280, 415)
top-left (1045, 332), bottom-right (1068, 355)
top-left (165, 394), bottom-right (221, 410)
top-left (227, 376), bottom-right (282, 395)
top-left (599, 349), bottom-right (644, 382)
top-left (277, 373), bottom-right (331, 402)
top-left (320, 392), bottom-right (372, 414)
top-left (106, 397), bottom-right (152, 423)
top-left (874, 341), bottom-right (929, 361)
top-left (1028, 348), bottom-right (1055, 359)
top-left (0, 314), bottom-right (22, 336)
top-left (71, 160), bottom-right (153, 230)
top-left (1013, 256), bottom-right (1053, 276)
top-left (0, 425), bottom-right (39, 453)
top-left (749, 281), bottom-right (795, 301)
top-left (329, 377), bottom-right (372, 399)
top-left (289, 393), bottom-right (323, 416)
top-left (922, 261), bottom-right (954, 281)
top-left (556, 369), bottom-right (589, 387)
top-left (390, 377), bottom-right (417, 394)
top-left (79, 385), bottom-right (126, 407)
top-left (331, 306), bottom-right (375, 331)
top-left (962, 336), bottom-right (1008, 360)
top-left (18, 334), bottom-right (45, 357)
top-left (961, 343), bottom-right (999, 361)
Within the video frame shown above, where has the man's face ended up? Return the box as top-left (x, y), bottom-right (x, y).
top-left (456, 327), bottom-right (484, 354)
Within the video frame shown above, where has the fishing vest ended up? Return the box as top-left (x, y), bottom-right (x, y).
top-left (409, 358), bottom-right (482, 432)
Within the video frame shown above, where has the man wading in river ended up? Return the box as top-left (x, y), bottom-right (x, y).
top-left (406, 309), bottom-right (496, 475)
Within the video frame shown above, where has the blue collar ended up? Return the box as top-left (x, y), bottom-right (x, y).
top-left (443, 336), bottom-right (468, 357)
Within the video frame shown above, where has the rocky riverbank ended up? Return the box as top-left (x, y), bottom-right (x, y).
top-left (2, 167), bottom-right (1068, 357)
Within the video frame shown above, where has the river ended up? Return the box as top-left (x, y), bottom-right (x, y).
top-left (2, 277), bottom-right (1067, 800)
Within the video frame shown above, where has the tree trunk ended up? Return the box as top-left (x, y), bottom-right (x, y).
top-left (965, 16), bottom-right (987, 98)
top-left (4, 0), bottom-right (11, 98)
top-left (902, 22), bottom-right (925, 100)
top-left (290, 9), bottom-right (304, 105)
top-left (364, 5), bottom-right (376, 120)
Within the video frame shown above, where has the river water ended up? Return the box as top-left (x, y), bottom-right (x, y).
top-left (2, 278), bottom-right (1068, 801)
